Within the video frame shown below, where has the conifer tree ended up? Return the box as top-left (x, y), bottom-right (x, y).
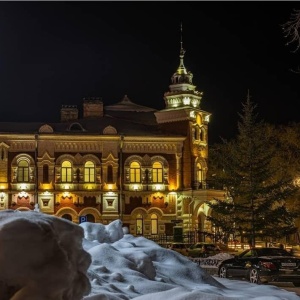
top-left (207, 92), bottom-right (298, 247)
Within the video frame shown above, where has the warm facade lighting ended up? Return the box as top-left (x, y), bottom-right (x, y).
top-left (19, 191), bottom-right (28, 198)
top-left (19, 184), bottom-right (28, 190)
top-left (62, 191), bottom-right (70, 198)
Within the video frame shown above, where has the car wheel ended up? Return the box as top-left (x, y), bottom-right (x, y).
top-left (219, 266), bottom-right (228, 278)
top-left (249, 268), bottom-right (261, 284)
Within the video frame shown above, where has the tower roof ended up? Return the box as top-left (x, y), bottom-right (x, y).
top-left (105, 95), bottom-right (156, 112)
top-left (171, 23), bottom-right (193, 85)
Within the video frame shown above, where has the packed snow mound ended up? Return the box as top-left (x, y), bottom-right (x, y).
top-left (0, 209), bottom-right (91, 300)
top-left (82, 223), bottom-right (224, 300)
top-left (0, 211), bottom-right (298, 300)
top-left (79, 219), bottom-right (124, 243)
top-left (81, 221), bottom-right (300, 300)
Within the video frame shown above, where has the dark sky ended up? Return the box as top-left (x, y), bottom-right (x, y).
top-left (0, 1), bottom-right (299, 144)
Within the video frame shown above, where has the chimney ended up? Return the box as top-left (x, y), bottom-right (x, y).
top-left (60, 105), bottom-right (78, 122)
top-left (83, 97), bottom-right (103, 118)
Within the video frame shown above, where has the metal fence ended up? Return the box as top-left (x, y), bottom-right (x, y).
top-left (144, 233), bottom-right (197, 246)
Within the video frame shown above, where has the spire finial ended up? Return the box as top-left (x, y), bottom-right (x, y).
top-left (180, 22), bottom-right (185, 57)
top-left (177, 22), bottom-right (186, 74)
top-left (170, 22), bottom-right (195, 87)
top-left (180, 22), bottom-right (183, 51)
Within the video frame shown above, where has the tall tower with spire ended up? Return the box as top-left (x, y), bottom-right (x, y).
top-left (155, 24), bottom-right (210, 124)
top-left (155, 24), bottom-right (211, 190)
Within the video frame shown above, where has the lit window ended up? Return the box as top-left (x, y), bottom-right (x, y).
top-left (61, 161), bottom-right (72, 183)
top-left (152, 162), bottom-right (163, 183)
top-left (197, 163), bottom-right (203, 188)
top-left (84, 161), bottom-right (95, 183)
top-left (136, 214), bottom-right (143, 235)
top-left (17, 160), bottom-right (29, 182)
top-left (130, 162), bottom-right (141, 183)
top-left (151, 213), bottom-right (158, 235)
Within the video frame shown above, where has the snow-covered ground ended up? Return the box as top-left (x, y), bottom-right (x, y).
top-left (0, 210), bottom-right (298, 300)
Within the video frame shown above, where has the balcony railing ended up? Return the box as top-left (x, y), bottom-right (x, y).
top-left (193, 180), bottom-right (224, 190)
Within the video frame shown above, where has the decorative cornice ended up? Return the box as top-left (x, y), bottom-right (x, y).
top-left (155, 109), bottom-right (193, 124)
top-left (10, 142), bottom-right (36, 151)
top-left (55, 142), bottom-right (102, 152)
top-left (123, 142), bottom-right (181, 154)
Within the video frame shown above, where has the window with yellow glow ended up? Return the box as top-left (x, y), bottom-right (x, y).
top-left (152, 162), bottom-right (163, 183)
top-left (136, 214), bottom-right (143, 235)
top-left (61, 161), bottom-right (72, 183)
top-left (17, 160), bottom-right (29, 182)
top-left (130, 162), bottom-right (141, 183)
top-left (84, 161), bottom-right (95, 183)
top-left (151, 214), bottom-right (158, 235)
top-left (197, 163), bottom-right (203, 187)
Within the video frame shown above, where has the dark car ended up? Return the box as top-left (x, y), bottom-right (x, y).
top-left (218, 247), bottom-right (300, 286)
top-left (187, 242), bottom-right (221, 258)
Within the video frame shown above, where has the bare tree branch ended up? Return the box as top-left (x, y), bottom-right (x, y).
top-left (282, 9), bottom-right (300, 53)
top-left (282, 9), bottom-right (300, 73)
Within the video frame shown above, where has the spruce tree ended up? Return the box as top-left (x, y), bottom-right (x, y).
top-left (207, 92), bottom-right (298, 247)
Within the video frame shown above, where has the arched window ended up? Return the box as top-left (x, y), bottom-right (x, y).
top-left (136, 214), bottom-right (143, 235)
top-left (17, 160), bottom-right (29, 182)
top-left (43, 164), bottom-right (49, 183)
top-left (151, 214), bottom-right (158, 235)
top-left (197, 163), bottom-right (203, 188)
top-left (130, 162), bottom-right (141, 183)
top-left (84, 161), bottom-right (95, 183)
top-left (61, 161), bottom-right (72, 183)
top-left (107, 165), bottom-right (113, 183)
top-left (152, 162), bottom-right (163, 183)
top-left (196, 126), bottom-right (200, 140)
top-left (86, 214), bottom-right (95, 223)
top-left (193, 127), bottom-right (197, 140)
top-left (200, 127), bottom-right (204, 141)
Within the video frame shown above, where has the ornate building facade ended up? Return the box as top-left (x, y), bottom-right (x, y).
top-left (0, 45), bottom-right (225, 242)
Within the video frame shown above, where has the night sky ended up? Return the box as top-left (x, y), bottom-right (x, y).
top-left (0, 2), bottom-right (299, 144)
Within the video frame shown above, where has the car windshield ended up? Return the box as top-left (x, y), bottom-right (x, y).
top-left (238, 248), bottom-right (292, 258)
top-left (256, 248), bottom-right (291, 256)
top-left (191, 243), bottom-right (216, 249)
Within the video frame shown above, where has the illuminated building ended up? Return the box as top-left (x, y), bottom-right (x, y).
top-left (0, 43), bottom-right (225, 241)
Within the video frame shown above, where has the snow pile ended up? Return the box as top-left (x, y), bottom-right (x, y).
top-left (0, 210), bottom-right (298, 300)
top-left (0, 210), bottom-right (91, 300)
